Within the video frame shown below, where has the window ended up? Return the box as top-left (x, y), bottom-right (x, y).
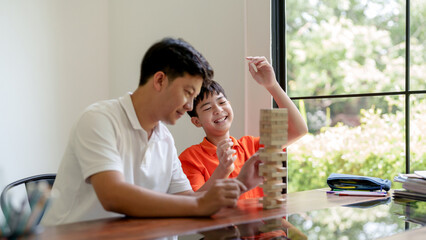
top-left (272, 0), bottom-right (426, 192)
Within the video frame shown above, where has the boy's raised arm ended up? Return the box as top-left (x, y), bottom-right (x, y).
top-left (246, 56), bottom-right (308, 146)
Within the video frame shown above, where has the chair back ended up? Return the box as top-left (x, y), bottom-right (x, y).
top-left (0, 174), bottom-right (56, 230)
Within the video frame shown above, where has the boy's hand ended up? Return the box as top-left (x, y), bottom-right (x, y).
top-left (236, 153), bottom-right (264, 192)
top-left (246, 56), bottom-right (277, 89)
top-left (216, 138), bottom-right (237, 176)
top-left (196, 178), bottom-right (247, 215)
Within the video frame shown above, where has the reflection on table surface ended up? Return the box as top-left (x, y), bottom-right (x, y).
top-left (179, 197), bottom-right (425, 240)
top-left (182, 217), bottom-right (306, 240)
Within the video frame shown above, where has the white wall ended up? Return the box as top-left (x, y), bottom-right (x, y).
top-left (0, 0), bottom-right (271, 189)
top-left (108, 0), bottom-right (270, 153)
top-left (0, 0), bottom-right (109, 188)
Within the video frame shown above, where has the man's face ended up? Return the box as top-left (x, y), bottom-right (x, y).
top-left (160, 74), bottom-right (203, 125)
top-left (192, 92), bottom-right (234, 137)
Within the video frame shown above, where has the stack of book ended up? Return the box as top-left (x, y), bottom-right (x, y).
top-left (0, 181), bottom-right (52, 238)
top-left (393, 170), bottom-right (426, 201)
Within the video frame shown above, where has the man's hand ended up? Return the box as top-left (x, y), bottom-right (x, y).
top-left (196, 178), bottom-right (247, 216)
top-left (216, 138), bottom-right (237, 177)
top-left (236, 153), bottom-right (264, 192)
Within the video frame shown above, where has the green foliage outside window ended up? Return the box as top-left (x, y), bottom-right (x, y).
top-left (285, 0), bottom-right (426, 192)
top-left (288, 98), bottom-right (426, 192)
top-left (287, 0), bottom-right (426, 98)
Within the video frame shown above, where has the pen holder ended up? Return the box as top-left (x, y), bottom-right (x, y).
top-left (1, 204), bottom-right (45, 238)
top-left (0, 182), bottom-right (51, 238)
top-left (327, 173), bottom-right (391, 191)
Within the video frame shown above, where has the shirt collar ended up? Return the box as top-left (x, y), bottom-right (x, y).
top-left (119, 92), bottom-right (162, 140)
top-left (200, 136), bottom-right (241, 156)
top-left (119, 92), bottom-right (142, 130)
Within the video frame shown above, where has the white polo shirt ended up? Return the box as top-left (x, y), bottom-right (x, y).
top-left (42, 93), bottom-right (191, 226)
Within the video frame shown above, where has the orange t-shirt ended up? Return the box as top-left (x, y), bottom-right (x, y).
top-left (179, 136), bottom-right (264, 200)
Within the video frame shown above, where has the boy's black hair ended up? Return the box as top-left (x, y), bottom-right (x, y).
top-left (187, 80), bottom-right (227, 118)
top-left (139, 37), bottom-right (213, 86)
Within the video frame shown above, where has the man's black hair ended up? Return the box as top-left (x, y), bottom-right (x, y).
top-left (139, 37), bottom-right (213, 86)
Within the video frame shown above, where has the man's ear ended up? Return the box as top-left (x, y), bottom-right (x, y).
top-left (191, 117), bottom-right (203, 128)
top-left (152, 71), bottom-right (167, 91)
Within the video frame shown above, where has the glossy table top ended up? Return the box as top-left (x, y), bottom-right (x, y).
top-left (33, 189), bottom-right (425, 240)
top-left (179, 197), bottom-right (424, 240)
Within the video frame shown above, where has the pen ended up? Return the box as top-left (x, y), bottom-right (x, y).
top-left (326, 189), bottom-right (343, 193)
top-left (335, 192), bottom-right (387, 197)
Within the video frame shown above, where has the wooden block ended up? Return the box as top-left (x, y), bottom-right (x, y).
top-left (259, 124), bottom-right (288, 130)
top-left (260, 108), bottom-right (288, 148)
top-left (260, 133), bottom-right (288, 138)
top-left (260, 119), bottom-right (288, 124)
top-left (260, 139), bottom-right (288, 146)
top-left (260, 133), bottom-right (287, 140)
top-left (263, 191), bottom-right (283, 198)
top-left (263, 204), bottom-right (282, 209)
top-left (260, 116), bottom-right (285, 120)
top-left (262, 197), bottom-right (285, 205)
top-left (260, 130), bottom-right (287, 136)
top-left (260, 108), bottom-right (288, 112)
top-left (260, 134), bottom-right (288, 139)
top-left (259, 147), bottom-right (282, 153)
top-left (262, 190), bottom-right (285, 196)
top-left (263, 185), bottom-right (286, 192)
top-left (260, 112), bottom-right (287, 117)
top-left (260, 158), bottom-right (286, 165)
top-left (259, 151), bottom-right (287, 159)
top-left (262, 162), bottom-right (284, 167)
top-left (259, 165), bottom-right (277, 174)
top-left (262, 162), bottom-right (286, 168)
top-left (260, 117), bottom-right (288, 122)
top-left (260, 138), bottom-right (288, 144)
top-left (260, 118), bottom-right (288, 123)
top-left (260, 171), bottom-right (287, 178)
top-left (260, 109), bottom-right (288, 116)
top-left (263, 178), bottom-right (283, 184)
top-left (259, 158), bottom-right (285, 165)
top-left (259, 136), bottom-right (288, 141)
top-left (263, 200), bottom-right (284, 206)
top-left (260, 120), bottom-right (288, 126)
top-left (260, 182), bottom-right (287, 190)
top-left (259, 197), bottom-right (285, 204)
top-left (259, 164), bottom-right (286, 172)
top-left (260, 129), bottom-right (288, 134)
top-left (259, 134), bottom-right (288, 141)
top-left (259, 129), bottom-right (288, 136)
top-left (260, 197), bottom-right (286, 210)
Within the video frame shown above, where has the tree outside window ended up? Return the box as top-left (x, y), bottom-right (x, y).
top-left (275, 0), bottom-right (426, 192)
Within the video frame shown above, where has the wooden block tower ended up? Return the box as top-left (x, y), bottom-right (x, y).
top-left (259, 109), bottom-right (288, 209)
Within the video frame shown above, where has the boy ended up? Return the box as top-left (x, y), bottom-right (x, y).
top-left (41, 38), bottom-right (263, 226)
top-left (179, 56), bottom-right (308, 199)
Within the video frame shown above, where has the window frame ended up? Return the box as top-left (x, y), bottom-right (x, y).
top-left (271, 0), bottom-right (426, 174)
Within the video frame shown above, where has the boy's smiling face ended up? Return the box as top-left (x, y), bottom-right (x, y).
top-left (191, 92), bottom-right (234, 138)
